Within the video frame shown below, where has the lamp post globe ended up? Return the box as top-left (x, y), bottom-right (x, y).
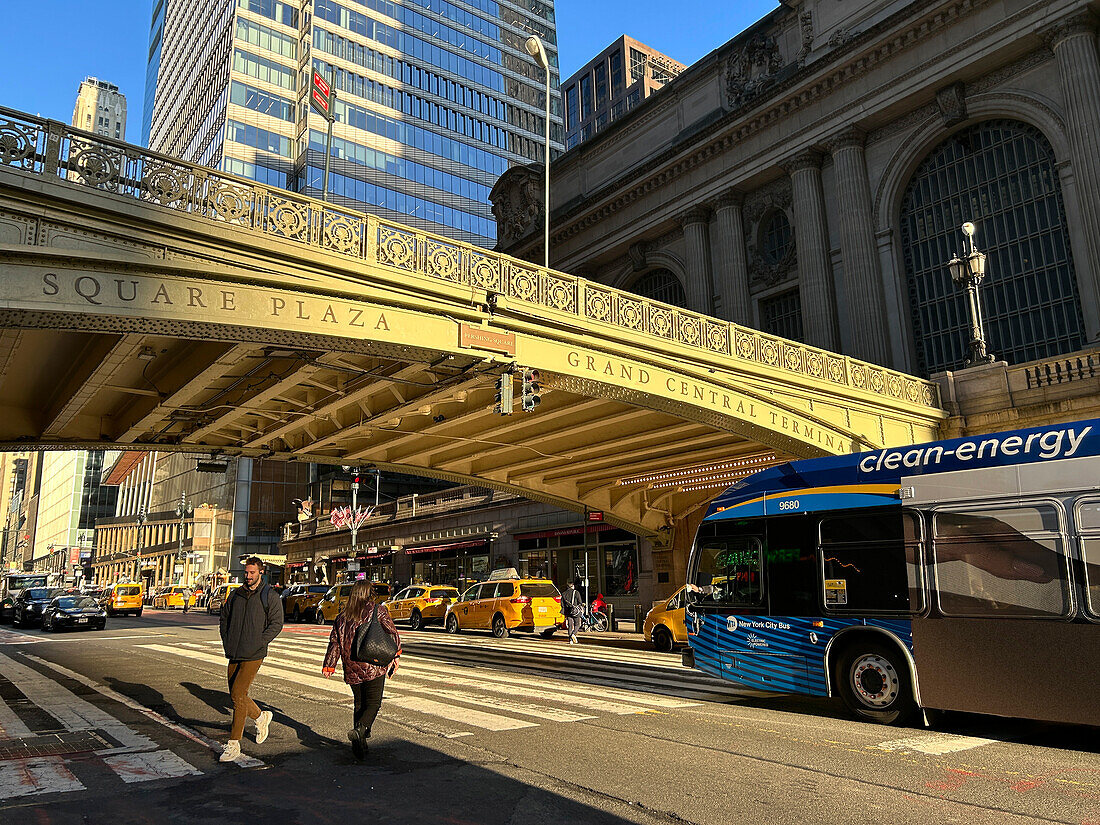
top-left (524, 34), bottom-right (552, 271)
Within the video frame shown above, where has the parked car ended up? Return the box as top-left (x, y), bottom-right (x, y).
top-left (314, 581), bottom-right (391, 624)
top-left (206, 583), bottom-right (241, 615)
top-left (444, 573), bottom-right (562, 638)
top-left (386, 585), bottom-right (460, 630)
top-left (153, 586), bottom-right (191, 610)
top-left (642, 586), bottom-right (688, 652)
top-left (11, 588), bottom-right (63, 628)
top-left (104, 583), bottom-right (144, 617)
top-left (42, 595), bottom-right (107, 632)
top-left (283, 584), bottom-right (331, 622)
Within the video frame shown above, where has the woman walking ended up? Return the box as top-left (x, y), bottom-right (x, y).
top-left (321, 580), bottom-right (401, 760)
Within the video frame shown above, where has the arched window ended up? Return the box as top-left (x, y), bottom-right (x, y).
top-left (900, 120), bottom-right (1082, 375)
top-left (631, 269), bottom-right (687, 307)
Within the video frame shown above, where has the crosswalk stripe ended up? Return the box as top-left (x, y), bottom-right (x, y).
top-left (140, 644), bottom-right (535, 733)
top-left (25, 654), bottom-right (259, 770)
top-left (0, 652), bottom-right (154, 752)
top-left (406, 686), bottom-right (595, 723)
top-left (102, 750), bottom-right (203, 783)
top-left (0, 686), bottom-right (33, 738)
top-left (0, 756), bottom-right (84, 798)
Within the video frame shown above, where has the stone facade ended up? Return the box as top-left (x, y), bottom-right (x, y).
top-left (495, 0), bottom-right (1100, 379)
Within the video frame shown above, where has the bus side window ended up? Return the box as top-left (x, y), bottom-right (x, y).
top-left (765, 515), bottom-right (818, 616)
top-left (933, 505), bottom-right (1070, 618)
top-left (818, 510), bottom-right (919, 614)
top-left (695, 538), bottom-right (764, 606)
top-left (1072, 497), bottom-right (1100, 621)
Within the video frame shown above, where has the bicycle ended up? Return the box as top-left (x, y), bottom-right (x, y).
top-left (577, 604), bottom-right (609, 633)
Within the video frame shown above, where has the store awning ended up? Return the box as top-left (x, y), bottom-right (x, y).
top-left (512, 523), bottom-right (619, 541)
top-left (404, 540), bottom-right (488, 556)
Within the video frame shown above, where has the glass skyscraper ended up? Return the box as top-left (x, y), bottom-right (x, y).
top-left (143, 0), bottom-right (562, 248)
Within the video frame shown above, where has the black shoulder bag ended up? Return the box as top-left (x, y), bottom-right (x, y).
top-left (350, 604), bottom-right (398, 666)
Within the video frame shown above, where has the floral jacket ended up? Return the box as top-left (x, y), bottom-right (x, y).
top-left (323, 602), bottom-right (401, 685)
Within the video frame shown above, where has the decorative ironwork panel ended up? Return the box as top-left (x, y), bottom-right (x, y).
top-left (322, 209), bottom-right (365, 257)
top-left (868, 369), bottom-right (886, 395)
top-left (805, 350), bottom-right (824, 379)
top-left (618, 295), bottom-right (645, 331)
top-left (206, 178), bottom-right (257, 227)
top-left (265, 195), bottom-right (311, 244)
top-left (424, 238), bottom-right (463, 282)
top-left (758, 336), bottom-right (780, 367)
top-left (0, 117), bottom-right (42, 171)
top-left (650, 305), bottom-right (673, 339)
top-left (140, 158), bottom-right (194, 211)
top-left (850, 362), bottom-right (868, 390)
top-left (782, 343), bottom-right (803, 373)
top-left (734, 330), bottom-right (757, 361)
top-left (585, 285), bottom-right (614, 324)
top-left (508, 263), bottom-right (539, 303)
top-left (376, 224), bottom-right (420, 272)
top-left (705, 322), bottom-right (729, 355)
top-left (677, 314), bottom-right (702, 348)
top-left (470, 251), bottom-right (501, 291)
top-left (543, 272), bottom-right (576, 313)
top-left (67, 137), bottom-right (123, 191)
top-left (826, 355), bottom-right (846, 385)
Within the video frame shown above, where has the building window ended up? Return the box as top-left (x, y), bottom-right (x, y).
top-left (579, 75), bottom-right (593, 118)
top-left (760, 289), bottom-right (803, 342)
top-left (760, 210), bottom-right (793, 265)
top-left (609, 51), bottom-right (624, 97)
top-left (629, 48), bottom-right (647, 83)
top-left (565, 84), bottom-right (578, 131)
top-left (594, 62), bottom-right (608, 107)
top-left (900, 119), bottom-right (1082, 374)
top-left (631, 269), bottom-right (686, 307)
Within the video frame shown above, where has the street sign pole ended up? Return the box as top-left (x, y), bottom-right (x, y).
top-left (310, 69), bottom-right (337, 202)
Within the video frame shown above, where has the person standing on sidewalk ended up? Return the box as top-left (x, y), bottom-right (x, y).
top-left (321, 580), bottom-right (401, 761)
top-left (219, 557), bottom-right (283, 762)
top-left (562, 579), bottom-right (583, 644)
top-left (181, 585), bottom-right (192, 614)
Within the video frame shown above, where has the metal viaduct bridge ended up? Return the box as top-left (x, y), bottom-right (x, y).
top-left (0, 107), bottom-right (945, 569)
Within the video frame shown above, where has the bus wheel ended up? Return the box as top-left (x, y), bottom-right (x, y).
top-left (836, 642), bottom-right (916, 725)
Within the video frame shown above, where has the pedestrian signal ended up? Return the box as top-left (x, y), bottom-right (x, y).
top-left (494, 374), bottom-right (513, 415)
top-left (521, 368), bottom-right (541, 412)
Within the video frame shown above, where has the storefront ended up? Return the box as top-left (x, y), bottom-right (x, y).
top-left (515, 524), bottom-right (639, 609)
top-left (403, 539), bottom-right (489, 592)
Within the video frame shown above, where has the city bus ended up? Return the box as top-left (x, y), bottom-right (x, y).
top-left (1, 572), bottom-right (50, 623)
top-left (683, 418), bottom-right (1100, 727)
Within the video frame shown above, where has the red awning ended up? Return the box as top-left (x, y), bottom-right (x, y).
top-left (404, 540), bottom-right (488, 556)
top-left (513, 523), bottom-right (618, 541)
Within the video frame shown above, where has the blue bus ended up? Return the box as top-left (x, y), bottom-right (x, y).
top-left (684, 419), bottom-right (1100, 726)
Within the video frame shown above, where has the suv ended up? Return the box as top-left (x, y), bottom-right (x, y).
top-left (12, 588), bottom-right (63, 628)
top-left (444, 572), bottom-right (562, 638)
top-left (104, 583), bottom-right (143, 617)
top-left (314, 581), bottom-right (391, 624)
top-left (387, 585), bottom-right (459, 630)
top-left (284, 584), bottom-right (331, 622)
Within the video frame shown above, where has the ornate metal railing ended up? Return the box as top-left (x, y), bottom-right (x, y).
top-left (0, 105), bottom-right (941, 410)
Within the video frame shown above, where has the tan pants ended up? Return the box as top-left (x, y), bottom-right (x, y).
top-left (227, 659), bottom-right (263, 740)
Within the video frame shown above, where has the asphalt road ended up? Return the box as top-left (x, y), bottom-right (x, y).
top-left (1, 609), bottom-right (1097, 825)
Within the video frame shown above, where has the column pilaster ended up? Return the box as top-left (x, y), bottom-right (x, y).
top-left (783, 150), bottom-right (839, 350)
top-left (827, 127), bottom-right (891, 365)
top-left (712, 189), bottom-right (753, 325)
top-left (679, 206), bottom-right (715, 314)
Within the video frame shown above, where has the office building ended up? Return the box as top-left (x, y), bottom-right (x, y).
top-left (72, 77), bottom-right (128, 139)
top-left (143, 0), bottom-right (563, 248)
top-left (562, 36), bottom-right (684, 150)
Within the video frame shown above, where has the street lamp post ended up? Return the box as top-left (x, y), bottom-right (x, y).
top-left (136, 505), bottom-right (147, 586)
top-left (176, 493), bottom-right (193, 585)
top-left (524, 34), bottom-right (552, 270)
top-left (947, 221), bottom-right (996, 367)
top-left (332, 466), bottom-right (376, 580)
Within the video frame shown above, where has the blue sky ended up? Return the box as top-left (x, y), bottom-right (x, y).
top-left (0, 1), bottom-right (778, 146)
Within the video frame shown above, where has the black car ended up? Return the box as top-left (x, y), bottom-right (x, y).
top-left (11, 588), bottom-right (63, 628)
top-left (42, 595), bottom-right (107, 632)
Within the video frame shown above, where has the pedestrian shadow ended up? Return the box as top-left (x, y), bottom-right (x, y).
top-left (179, 680), bottom-right (231, 716)
top-left (178, 681), bottom-right (340, 749)
top-left (104, 676), bottom-right (215, 734)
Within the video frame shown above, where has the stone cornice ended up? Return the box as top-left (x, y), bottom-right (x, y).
top-left (779, 149), bottom-right (823, 175)
top-left (546, 0), bottom-right (1050, 250)
top-left (679, 206), bottom-right (712, 227)
top-left (822, 126), bottom-right (867, 154)
top-left (1042, 9), bottom-right (1098, 48)
top-left (712, 187), bottom-right (745, 212)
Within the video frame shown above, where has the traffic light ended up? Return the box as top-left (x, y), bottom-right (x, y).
top-left (521, 368), bottom-right (541, 412)
top-left (494, 374), bottom-right (513, 415)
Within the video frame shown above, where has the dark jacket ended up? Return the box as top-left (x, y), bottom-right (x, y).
top-left (220, 583), bottom-right (283, 661)
top-left (323, 603), bottom-right (401, 685)
top-left (562, 585), bottom-right (582, 617)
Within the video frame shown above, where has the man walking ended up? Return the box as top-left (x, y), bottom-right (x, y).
top-left (181, 585), bottom-right (192, 614)
top-left (219, 557), bottom-right (283, 762)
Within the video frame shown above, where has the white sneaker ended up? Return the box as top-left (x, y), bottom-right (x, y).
top-left (219, 740), bottom-right (242, 763)
top-left (254, 710), bottom-right (272, 744)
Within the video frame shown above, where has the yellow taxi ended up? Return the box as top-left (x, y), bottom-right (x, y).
top-left (104, 583), bottom-right (143, 617)
top-left (642, 586), bottom-right (689, 652)
top-left (444, 570), bottom-right (561, 638)
top-left (153, 586), bottom-right (192, 610)
top-left (205, 583), bottom-right (241, 615)
top-left (314, 581), bottom-right (391, 623)
top-left (386, 585), bottom-right (460, 630)
top-left (283, 584), bottom-right (331, 622)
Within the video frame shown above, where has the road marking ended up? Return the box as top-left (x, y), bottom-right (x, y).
top-left (0, 686), bottom-right (33, 737)
top-left (0, 756), bottom-right (84, 799)
top-left (0, 652), bottom-right (153, 752)
top-left (873, 732), bottom-right (997, 755)
top-left (26, 654), bottom-right (263, 770)
top-left (408, 686), bottom-right (596, 723)
top-left (384, 695), bottom-right (537, 731)
top-left (102, 749), bottom-right (202, 783)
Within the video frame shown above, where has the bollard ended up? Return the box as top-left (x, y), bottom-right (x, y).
top-left (633, 603), bottom-right (644, 632)
top-left (604, 603), bottom-right (615, 631)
